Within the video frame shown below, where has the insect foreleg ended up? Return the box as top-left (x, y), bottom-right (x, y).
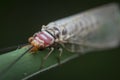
top-left (40, 47), bottom-right (54, 69)
top-left (56, 47), bottom-right (63, 65)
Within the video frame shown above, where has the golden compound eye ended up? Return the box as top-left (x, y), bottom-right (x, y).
top-left (28, 37), bottom-right (34, 42)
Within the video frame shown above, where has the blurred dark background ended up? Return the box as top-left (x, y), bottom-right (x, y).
top-left (0, 0), bottom-right (120, 80)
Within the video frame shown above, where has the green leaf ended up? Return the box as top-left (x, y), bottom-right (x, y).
top-left (0, 46), bottom-right (79, 80)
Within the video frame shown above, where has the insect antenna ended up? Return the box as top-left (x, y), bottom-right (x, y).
top-left (0, 43), bottom-right (28, 55)
top-left (0, 46), bottom-right (33, 78)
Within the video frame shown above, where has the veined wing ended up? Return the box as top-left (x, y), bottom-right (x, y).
top-left (61, 3), bottom-right (120, 53)
top-left (42, 3), bottom-right (120, 53)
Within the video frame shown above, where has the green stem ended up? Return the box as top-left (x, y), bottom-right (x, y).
top-left (0, 46), bottom-right (79, 80)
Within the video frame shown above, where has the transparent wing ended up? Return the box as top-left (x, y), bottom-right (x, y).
top-left (61, 3), bottom-right (120, 53)
top-left (42, 3), bottom-right (120, 53)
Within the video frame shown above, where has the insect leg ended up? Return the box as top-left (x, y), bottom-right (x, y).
top-left (40, 47), bottom-right (54, 69)
top-left (57, 47), bottom-right (63, 65)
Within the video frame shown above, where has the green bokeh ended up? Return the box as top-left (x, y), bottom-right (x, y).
top-left (0, 0), bottom-right (120, 80)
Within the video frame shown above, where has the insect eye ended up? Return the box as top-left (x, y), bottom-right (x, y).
top-left (28, 37), bottom-right (34, 42)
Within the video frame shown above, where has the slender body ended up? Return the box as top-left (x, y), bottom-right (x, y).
top-left (29, 3), bottom-right (120, 53)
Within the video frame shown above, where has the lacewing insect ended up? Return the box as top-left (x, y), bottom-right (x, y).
top-left (0, 3), bottom-right (120, 75)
